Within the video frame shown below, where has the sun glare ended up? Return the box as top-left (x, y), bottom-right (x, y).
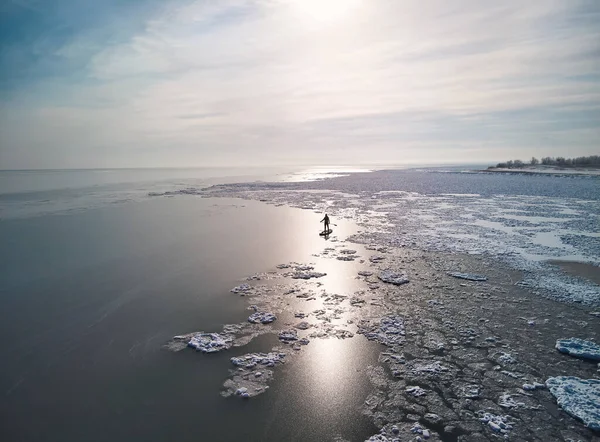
top-left (292, 0), bottom-right (362, 23)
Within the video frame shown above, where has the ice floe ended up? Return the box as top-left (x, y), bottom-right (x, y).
top-left (358, 316), bottom-right (405, 347)
top-left (248, 311), bottom-right (277, 324)
top-left (187, 332), bottom-right (233, 353)
top-left (556, 338), bottom-right (600, 361)
top-left (231, 283), bottom-right (252, 294)
top-left (546, 376), bottom-right (600, 431)
top-left (278, 329), bottom-right (298, 342)
top-left (448, 272), bottom-right (487, 281)
top-left (477, 411), bottom-right (514, 435)
top-left (231, 352), bottom-right (286, 369)
top-left (291, 271), bottom-right (327, 279)
top-left (378, 270), bottom-right (409, 285)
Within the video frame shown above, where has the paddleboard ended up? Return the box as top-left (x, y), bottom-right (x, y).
top-left (319, 229), bottom-right (333, 236)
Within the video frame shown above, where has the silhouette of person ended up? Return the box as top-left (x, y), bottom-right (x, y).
top-left (321, 214), bottom-right (330, 233)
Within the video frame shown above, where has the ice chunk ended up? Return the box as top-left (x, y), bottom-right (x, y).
top-left (522, 382), bottom-right (545, 391)
top-left (546, 376), bottom-right (600, 431)
top-left (358, 316), bottom-right (405, 347)
top-left (448, 272), bottom-right (487, 281)
top-left (231, 283), bottom-right (252, 294)
top-left (369, 255), bottom-right (386, 263)
top-left (294, 264), bottom-right (314, 271)
top-left (477, 411), bottom-right (513, 435)
top-left (292, 271), bottom-right (327, 279)
top-left (556, 338), bottom-right (600, 361)
top-left (406, 386), bottom-right (427, 397)
top-left (494, 351), bottom-right (516, 364)
top-left (231, 352), bottom-right (286, 369)
top-left (248, 311), bottom-right (277, 324)
top-left (364, 436), bottom-right (390, 442)
top-left (378, 270), bottom-right (409, 286)
top-left (278, 329), bottom-right (298, 342)
top-left (498, 393), bottom-right (525, 409)
top-left (358, 270), bottom-right (374, 277)
top-left (187, 332), bottom-right (233, 353)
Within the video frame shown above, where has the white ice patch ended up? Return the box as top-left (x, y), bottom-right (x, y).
top-left (248, 311), bottom-right (277, 324)
top-left (231, 352), bottom-right (286, 369)
top-left (556, 338), bottom-right (600, 361)
top-left (448, 272), bottom-right (487, 281)
top-left (478, 411), bottom-right (514, 435)
top-left (187, 332), bottom-right (233, 353)
top-left (378, 270), bottom-right (409, 286)
top-left (546, 376), bottom-right (600, 431)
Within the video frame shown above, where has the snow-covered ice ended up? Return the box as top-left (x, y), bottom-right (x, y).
top-left (248, 311), bottom-right (277, 324)
top-left (278, 329), bottom-right (298, 342)
top-left (358, 316), bottom-right (405, 347)
top-left (231, 352), bottom-right (286, 369)
top-left (378, 270), bottom-right (409, 286)
top-left (546, 376), bottom-right (600, 431)
top-left (187, 332), bottom-right (233, 353)
top-left (556, 338), bottom-right (600, 361)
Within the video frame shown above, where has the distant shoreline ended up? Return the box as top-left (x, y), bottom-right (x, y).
top-left (480, 165), bottom-right (600, 176)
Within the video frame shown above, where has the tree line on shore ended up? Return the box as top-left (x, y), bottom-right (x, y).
top-left (492, 155), bottom-right (600, 169)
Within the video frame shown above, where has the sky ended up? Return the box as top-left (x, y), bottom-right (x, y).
top-left (0, 0), bottom-right (599, 169)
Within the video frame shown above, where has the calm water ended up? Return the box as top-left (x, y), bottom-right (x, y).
top-left (0, 178), bottom-right (379, 441)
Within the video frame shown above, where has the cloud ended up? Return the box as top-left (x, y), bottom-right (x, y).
top-left (1, 0), bottom-right (599, 168)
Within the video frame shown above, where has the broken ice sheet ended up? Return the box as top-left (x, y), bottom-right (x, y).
top-left (555, 338), bottom-right (600, 361)
top-left (223, 351), bottom-right (286, 398)
top-left (358, 316), bottom-right (405, 347)
top-left (546, 376), bottom-right (600, 431)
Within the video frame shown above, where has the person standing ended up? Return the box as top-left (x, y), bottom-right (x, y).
top-left (321, 214), bottom-right (330, 233)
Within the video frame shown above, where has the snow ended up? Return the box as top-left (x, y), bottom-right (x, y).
top-left (448, 272), bottom-right (487, 281)
top-left (248, 311), bottom-right (277, 324)
top-left (556, 338), bottom-right (600, 361)
top-left (546, 376), bottom-right (600, 431)
top-left (378, 270), bottom-right (409, 285)
top-left (187, 332), bottom-right (233, 353)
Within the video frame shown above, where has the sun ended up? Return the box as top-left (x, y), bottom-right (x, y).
top-left (291, 0), bottom-right (362, 24)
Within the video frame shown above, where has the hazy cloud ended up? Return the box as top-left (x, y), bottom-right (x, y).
top-left (1, 0), bottom-right (599, 168)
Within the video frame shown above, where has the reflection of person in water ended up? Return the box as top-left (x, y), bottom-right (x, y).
top-left (321, 214), bottom-right (330, 233)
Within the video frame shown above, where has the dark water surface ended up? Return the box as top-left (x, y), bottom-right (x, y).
top-left (0, 197), bottom-right (378, 442)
